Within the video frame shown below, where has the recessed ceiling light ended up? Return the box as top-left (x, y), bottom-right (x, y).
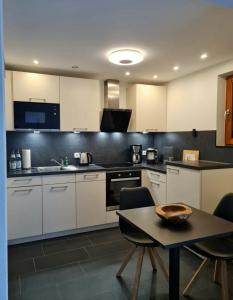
top-left (200, 53), bottom-right (208, 60)
top-left (153, 75), bottom-right (158, 79)
top-left (72, 65), bottom-right (79, 69)
top-left (173, 65), bottom-right (179, 71)
top-left (108, 49), bottom-right (144, 65)
top-left (33, 59), bottom-right (39, 65)
top-left (125, 71), bottom-right (130, 76)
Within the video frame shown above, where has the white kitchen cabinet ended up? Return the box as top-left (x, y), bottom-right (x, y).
top-left (142, 170), bottom-right (167, 205)
top-left (43, 179), bottom-right (76, 234)
top-left (166, 165), bottom-right (233, 213)
top-left (8, 176), bottom-right (42, 188)
top-left (8, 185), bottom-right (42, 240)
top-left (76, 172), bottom-right (106, 228)
top-left (142, 169), bottom-right (154, 197)
top-left (42, 174), bottom-right (75, 185)
top-left (60, 76), bottom-right (101, 131)
top-left (12, 71), bottom-right (59, 103)
top-left (151, 181), bottom-right (167, 205)
top-left (5, 70), bottom-right (13, 130)
top-left (166, 166), bottom-right (201, 208)
top-left (127, 84), bottom-right (166, 132)
top-left (106, 210), bottom-right (119, 224)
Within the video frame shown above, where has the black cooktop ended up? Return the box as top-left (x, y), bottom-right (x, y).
top-left (97, 162), bottom-right (135, 169)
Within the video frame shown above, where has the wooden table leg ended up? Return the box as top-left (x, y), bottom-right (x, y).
top-left (169, 247), bottom-right (180, 300)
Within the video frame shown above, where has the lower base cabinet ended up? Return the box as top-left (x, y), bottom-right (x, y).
top-left (76, 173), bottom-right (106, 228)
top-left (151, 180), bottom-right (166, 205)
top-left (166, 166), bottom-right (201, 208)
top-left (106, 210), bottom-right (119, 223)
top-left (142, 170), bottom-right (167, 205)
top-left (43, 182), bottom-right (76, 234)
top-left (8, 186), bottom-right (42, 240)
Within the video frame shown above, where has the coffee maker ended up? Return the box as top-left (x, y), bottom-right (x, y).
top-left (146, 148), bottom-right (158, 164)
top-left (130, 145), bottom-right (142, 164)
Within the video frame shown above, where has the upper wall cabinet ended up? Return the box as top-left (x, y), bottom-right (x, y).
top-left (127, 84), bottom-right (166, 132)
top-left (60, 76), bottom-right (101, 132)
top-left (5, 70), bottom-right (13, 130)
top-left (12, 71), bottom-right (60, 103)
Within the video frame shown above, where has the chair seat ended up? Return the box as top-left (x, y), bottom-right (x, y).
top-left (122, 229), bottom-right (158, 247)
top-left (190, 237), bottom-right (233, 260)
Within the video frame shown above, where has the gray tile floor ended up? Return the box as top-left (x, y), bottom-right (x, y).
top-left (8, 227), bottom-right (233, 300)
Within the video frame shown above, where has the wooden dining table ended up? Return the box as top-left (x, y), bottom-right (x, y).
top-left (116, 205), bottom-right (233, 300)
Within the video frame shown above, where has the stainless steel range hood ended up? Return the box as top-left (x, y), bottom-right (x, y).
top-left (100, 80), bottom-right (132, 132)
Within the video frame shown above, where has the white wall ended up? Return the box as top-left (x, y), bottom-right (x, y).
top-left (167, 59), bottom-right (233, 131)
top-left (0, 0), bottom-right (8, 299)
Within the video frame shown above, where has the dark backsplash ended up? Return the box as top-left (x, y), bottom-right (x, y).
top-left (6, 131), bottom-right (154, 167)
top-left (6, 130), bottom-right (233, 167)
top-left (155, 130), bottom-right (233, 163)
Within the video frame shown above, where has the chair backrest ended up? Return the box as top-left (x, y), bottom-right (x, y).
top-left (119, 187), bottom-right (155, 233)
top-left (119, 187), bottom-right (155, 210)
top-left (214, 193), bottom-right (233, 222)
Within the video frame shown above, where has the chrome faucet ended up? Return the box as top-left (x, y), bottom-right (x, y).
top-left (50, 158), bottom-right (64, 167)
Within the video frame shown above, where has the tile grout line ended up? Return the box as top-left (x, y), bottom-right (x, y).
top-left (39, 242), bottom-right (93, 257)
top-left (86, 236), bottom-right (95, 247)
top-left (41, 243), bottom-right (46, 257)
top-left (33, 247), bottom-right (92, 273)
top-left (33, 257), bottom-right (37, 273)
top-left (18, 275), bottom-right (22, 296)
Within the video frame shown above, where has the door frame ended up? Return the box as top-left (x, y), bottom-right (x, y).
top-left (0, 0), bottom-right (8, 298)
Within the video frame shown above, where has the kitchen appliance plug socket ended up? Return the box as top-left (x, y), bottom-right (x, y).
top-left (74, 152), bottom-right (80, 158)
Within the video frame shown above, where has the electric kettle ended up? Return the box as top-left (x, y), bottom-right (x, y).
top-left (79, 152), bottom-right (93, 166)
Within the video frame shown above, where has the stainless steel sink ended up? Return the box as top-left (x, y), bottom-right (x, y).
top-left (35, 165), bottom-right (77, 172)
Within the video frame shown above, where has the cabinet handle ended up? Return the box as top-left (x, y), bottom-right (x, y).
top-left (145, 129), bottom-right (158, 132)
top-left (84, 174), bottom-right (99, 179)
top-left (167, 168), bottom-right (179, 174)
top-left (13, 178), bottom-right (32, 182)
top-left (29, 98), bottom-right (46, 102)
top-left (151, 173), bottom-right (160, 178)
top-left (50, 186), bottom-right (68, 191)
top-left (73, 128), bottom-right (88, 131)
top-left (111, 177), bottom-right (140, 182)
top-left (14, 189), bottom-right (32, 193)
top-left (151, 181), bottom-right (160, 186)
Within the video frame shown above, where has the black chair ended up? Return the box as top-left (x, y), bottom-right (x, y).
top-left (183, 193), bottom-right (233, 300)
top-left (116, 187), bottom-right (169, 300)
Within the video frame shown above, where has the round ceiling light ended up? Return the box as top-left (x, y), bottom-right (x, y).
top-left (108, 49), bottom-right (144, 65)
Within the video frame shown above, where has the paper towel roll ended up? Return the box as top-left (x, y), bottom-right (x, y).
top-left (22, 149), bottom-right (31, 169)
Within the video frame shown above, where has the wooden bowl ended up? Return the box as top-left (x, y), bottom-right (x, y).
top-left (155, 204), bottom-right (192, 224)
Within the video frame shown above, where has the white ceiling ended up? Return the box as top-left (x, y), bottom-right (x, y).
top-left (3, 0), bottom-right (233, 83)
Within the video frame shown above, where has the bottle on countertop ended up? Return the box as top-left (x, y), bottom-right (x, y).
top-left (16, 149), bottom-right (22, 170)
top-left (64, 156), bottom-right (69, 167)
top-left (9, 150), bottom-right (17, 170)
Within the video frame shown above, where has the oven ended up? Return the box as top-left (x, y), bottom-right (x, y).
top-left (106, 170), bottom-right (141, 211)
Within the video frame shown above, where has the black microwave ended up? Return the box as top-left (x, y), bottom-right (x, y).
top-left (14, 101), bottom-right (60, 130)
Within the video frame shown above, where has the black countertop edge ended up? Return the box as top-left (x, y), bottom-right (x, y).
top-left (166, 160), bottom-right (233, 170)
top-left (7, 163), bottom-right (167, 178)
top-left (8, 160), bottom-right (233, 178)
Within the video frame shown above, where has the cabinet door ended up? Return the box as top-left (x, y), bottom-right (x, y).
top-left (76, 180), bottom-right (106, 228)
top-left (136, 84), bottom-right (166, 132)
top-left (5, 70), bottom-right (13, 130)
top-left (141, 170), bottom-right (154, 199)
top-left (8, 186), bottom-right (42, 240)
top-left (43, 183), bottom-right (76, 234)
top-left (166, 167), bottom-right (201, 208)
top-left (12, 71), bottom-right (59, 103)
top-left (151, 181), bottom-right (166, 205)
top-left (60, 76), bottom-right (101, 131)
